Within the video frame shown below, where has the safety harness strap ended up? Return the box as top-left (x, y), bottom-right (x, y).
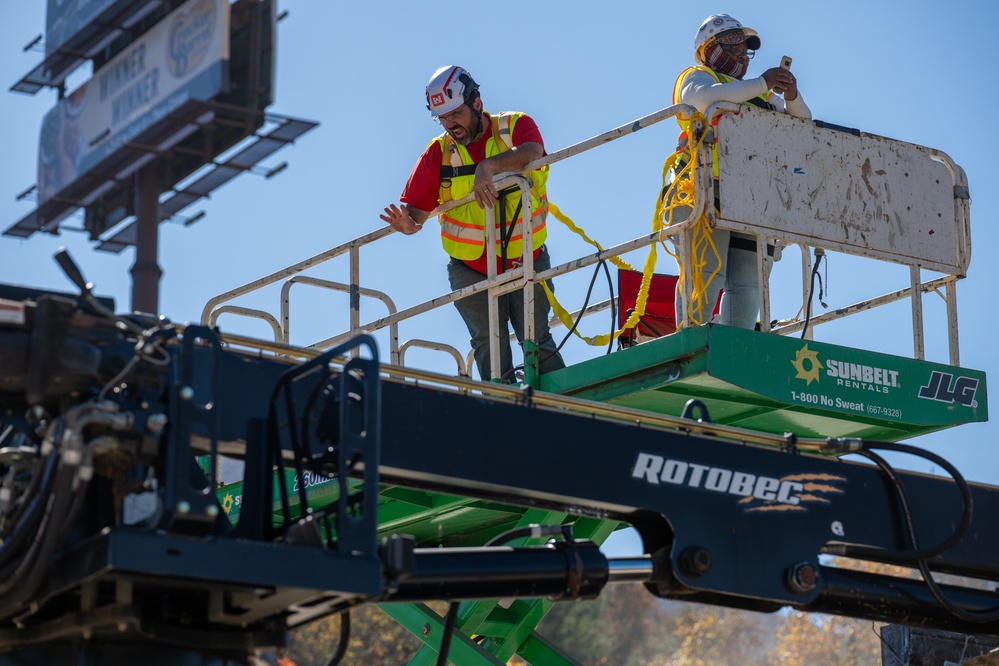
top-left (440, 164), bottom-right (477, 179)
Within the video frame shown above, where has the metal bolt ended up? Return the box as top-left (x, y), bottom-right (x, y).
top-left (179, 386), bottom-right (194, 401)
top-left (177, 501), bottom-right (191, 514)
top-left (679, 547), bottom-right (712, 578)
top-left (785, 562), bottom-right (819, 594)
top-left (422, 623), bottom-right (431, 636)
top-left (205, 505), bottom-right (219, 518)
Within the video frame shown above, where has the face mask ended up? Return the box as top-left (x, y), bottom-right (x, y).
top-left (703, 41), bottom-right (748, 80)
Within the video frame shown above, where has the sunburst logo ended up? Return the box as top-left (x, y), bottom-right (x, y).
top-left (791, 344), bottom-right (823, 385)
top-left (221, 492), bottom-right (235, 515)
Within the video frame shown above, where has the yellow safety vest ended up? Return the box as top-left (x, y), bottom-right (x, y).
top-left (435, 111), bottom-right (549, 262)
top-left (672, 66), bottom-right (776, 178)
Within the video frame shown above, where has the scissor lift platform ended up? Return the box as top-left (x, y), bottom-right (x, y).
top-left (541, 325), bottom-right (988, 442)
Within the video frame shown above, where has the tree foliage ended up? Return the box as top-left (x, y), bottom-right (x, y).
top-left (769, 611), bottom-right (881, 666)
top-left (284, 605), bottom-right (422, 666)
top-left (534, 583), bottom-right (681, 665)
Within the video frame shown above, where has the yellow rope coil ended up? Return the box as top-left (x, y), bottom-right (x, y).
top-left (653, 112), bottom-right (720, 328)
top-left (536, 111), bottom-right (718, 346)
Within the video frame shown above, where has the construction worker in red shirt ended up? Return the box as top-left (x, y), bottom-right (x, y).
top-left (381, 66), bottom-right (565, 382)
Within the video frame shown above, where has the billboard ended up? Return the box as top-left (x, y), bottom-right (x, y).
top-left (37, 0), bottom-right (231, 207)
top-left (45, 0), bottom-right (119, 56)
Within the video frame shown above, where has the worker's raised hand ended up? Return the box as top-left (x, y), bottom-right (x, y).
top-left (761, 67), bottom-right (798, 101)
top-left (473, 161), bottom-right (499, 209)
top-left (380, 203), bottom-right (425, 235)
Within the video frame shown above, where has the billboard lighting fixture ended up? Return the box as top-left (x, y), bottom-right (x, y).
top-left (88, 129), bottom-right (111, 148)
top-left (22, 34), bottom-right (42, 53)
top-left (183, 210), bottom-right (207, 227)
top-left (15, 185), bottom-right (37, 202)
top-left (264, 162), bottom-right (288, 180)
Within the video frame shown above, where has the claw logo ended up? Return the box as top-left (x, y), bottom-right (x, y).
top-left (221, 492), bottom-right (235, 515)
top-left (739, 473), bottom-right (847, 513)
top-left (791, 344), bottom-right (823, 385)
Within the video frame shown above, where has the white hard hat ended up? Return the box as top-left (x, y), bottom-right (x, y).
top-left (425, 65), bottom-right (479, 118)
top-left (693, 14), bottom-right (761, 65)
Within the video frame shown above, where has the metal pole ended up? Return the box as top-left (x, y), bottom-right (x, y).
top-left (519, 178), bottom-right (538, 388)
top-left (485, 205), bottom-right (501, 382)
top-left (758, 236), bottom-right (771, 332)
top-left (946, 278), bottom-right (960, 366)
top-left (800, 246), bottom-right (814, 340)
top-left (910, 265), bottom-right (925, 361)
top-left (130, 161), bottom-right (162, 314)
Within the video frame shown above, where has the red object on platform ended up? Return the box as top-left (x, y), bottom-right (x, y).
top-left (617, 269), bottom-right (721, 345)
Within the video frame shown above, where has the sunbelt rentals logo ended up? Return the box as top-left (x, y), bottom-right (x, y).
top-left (791, 343), bottom-right (900, 395)
top-left (791, 344), bottom-right (823, 385)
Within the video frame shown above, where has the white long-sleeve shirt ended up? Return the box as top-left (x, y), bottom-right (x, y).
top-left (678, 68), bottom-right (811, 120)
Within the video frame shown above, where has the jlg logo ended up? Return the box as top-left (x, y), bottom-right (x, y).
top-left (917, 371), bottom-right (979, 407)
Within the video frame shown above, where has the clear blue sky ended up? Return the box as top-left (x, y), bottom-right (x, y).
top-left (1, 0), bottom-right (996, 503)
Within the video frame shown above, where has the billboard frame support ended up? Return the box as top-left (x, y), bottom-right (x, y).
top-left (130, 161), bottom-right (162, 314)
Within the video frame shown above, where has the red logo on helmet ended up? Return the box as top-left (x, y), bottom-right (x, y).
top-left (430, 93), bottom-right (445, 107)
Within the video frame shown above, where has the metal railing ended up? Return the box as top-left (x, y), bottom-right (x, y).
top-left (202, 102), bottom-right (970, 379)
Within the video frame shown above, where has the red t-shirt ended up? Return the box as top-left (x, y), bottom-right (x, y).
top-left (400, 112), bottom-right (545, 275)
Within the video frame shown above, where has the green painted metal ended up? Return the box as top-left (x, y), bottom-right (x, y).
top-left (523, 338), bottom-right (540, 388)
top-left (216, 469), bottom-right (345, 524)
top-left (387, 511), bottom-right (621, 666)
top-left (517, 632), bottom-right (583, 666)
top-left (541, 324), bottom-right (988, 441)
top-left (379, 602), bottom-right (506, 665)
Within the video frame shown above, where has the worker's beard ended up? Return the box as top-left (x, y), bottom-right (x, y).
top-left (703, 42), bottom-right (748, 80)
top-left (449, 109), bottom-right (483, 146)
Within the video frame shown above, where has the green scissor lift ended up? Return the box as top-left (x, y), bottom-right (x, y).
top-left (215, 325), bottom-right (987, 665)
top-left (200, 101), bottom-right (984, 664)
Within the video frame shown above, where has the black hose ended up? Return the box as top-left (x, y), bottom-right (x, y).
top-left (321, 610), bottom-right (351, 666)
top-left (550, 259), bottom-right (614, 360)
top-left (0, 442), bottom-right (79, 619)
top-left (436, 602), bottom-right (460, 666)
top-left (505, 258), bottom-right (615, 383)
top-left (0, 435), bottom-right (60, 569)
top-left (801, 250), bottom-right (826, 339)
top-left (823, 438), bottom-right (999, 622)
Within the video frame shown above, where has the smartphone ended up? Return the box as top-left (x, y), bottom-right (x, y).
top-left (780, 55), bottom-right (793, 70)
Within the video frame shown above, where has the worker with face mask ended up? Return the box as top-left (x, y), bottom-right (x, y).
top-left (670, 14), bottom-right (811, 330)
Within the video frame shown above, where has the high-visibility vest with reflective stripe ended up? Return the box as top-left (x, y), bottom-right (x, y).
top-left (672, 66), bottom-right (775, 178)
top-left (435, 111), bottom-right (549, 262)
